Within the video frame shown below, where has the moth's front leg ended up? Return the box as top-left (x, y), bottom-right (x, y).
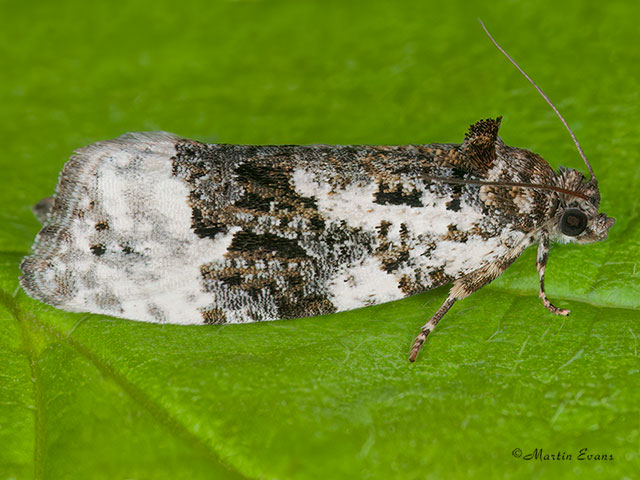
top-left (537, 235), bottom-right (570, 316)
top-left (409, 240), bottom-right (530, 362)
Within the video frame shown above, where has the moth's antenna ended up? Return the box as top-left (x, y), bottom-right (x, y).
top-left (478, 19), bottom-right (596, 182)
top-left (423, 175), bottom-right (589, 201)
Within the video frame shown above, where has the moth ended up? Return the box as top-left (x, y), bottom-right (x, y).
top-left (20, 23), bottom-right (614, 362)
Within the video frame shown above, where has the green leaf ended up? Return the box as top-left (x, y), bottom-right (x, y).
top-left (1, 1), bottom-right (638, 479)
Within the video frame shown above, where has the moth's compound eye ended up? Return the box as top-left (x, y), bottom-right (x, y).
top-left (560, 208), bottom-right (588, 236)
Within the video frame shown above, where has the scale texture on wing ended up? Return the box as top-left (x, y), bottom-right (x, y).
top-left (20, 119), bottom-right (557, 324)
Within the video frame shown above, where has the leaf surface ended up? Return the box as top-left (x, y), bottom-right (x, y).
top-left (1, 1), bottom-right (638, 479)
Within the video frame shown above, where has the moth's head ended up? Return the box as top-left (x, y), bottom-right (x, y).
top-left (552, 167), bottom-right (615, 244)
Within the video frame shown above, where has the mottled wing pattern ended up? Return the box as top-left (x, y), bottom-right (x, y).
top-left (21, 119), bottom-right (558, 324)
top-left (169, 118), bottom-right (551, 324)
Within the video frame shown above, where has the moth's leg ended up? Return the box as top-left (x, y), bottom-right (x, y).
top-left (409, 296), bottom-right (456, 362)
top-left (409, 240), bottom-right (531, 362)
top-left (536, 236), bottom-right (570, 316)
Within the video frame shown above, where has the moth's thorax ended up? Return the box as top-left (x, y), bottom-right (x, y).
top-left (474, 139), bottom-right (558, 232)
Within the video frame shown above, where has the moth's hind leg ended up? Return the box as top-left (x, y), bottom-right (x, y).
top-left (537, 236), bottom-right (570, 316)
top-left (409, 240), bottom-right (530, 362)
top-left (409, 296), bottom-right (456, 362)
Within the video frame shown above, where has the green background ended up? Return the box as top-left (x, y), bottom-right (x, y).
top-left (1, 0), bottom-right (638, 479)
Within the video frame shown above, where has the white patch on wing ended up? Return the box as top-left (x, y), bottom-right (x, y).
top-left (427, 236), bottom-right (503, 276)
top-left (42, 132), bottom-right (236, 324)
top-left (486, 159), bottom-right (507, 181)
top-left (513, 192), bottom-right (534, 213)
top-left (291, 168), bottom-right (484, 241)
top-left (328, 257), bottom-right (403, 311)
top-left (398, 228), bottom-right (525, 282)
